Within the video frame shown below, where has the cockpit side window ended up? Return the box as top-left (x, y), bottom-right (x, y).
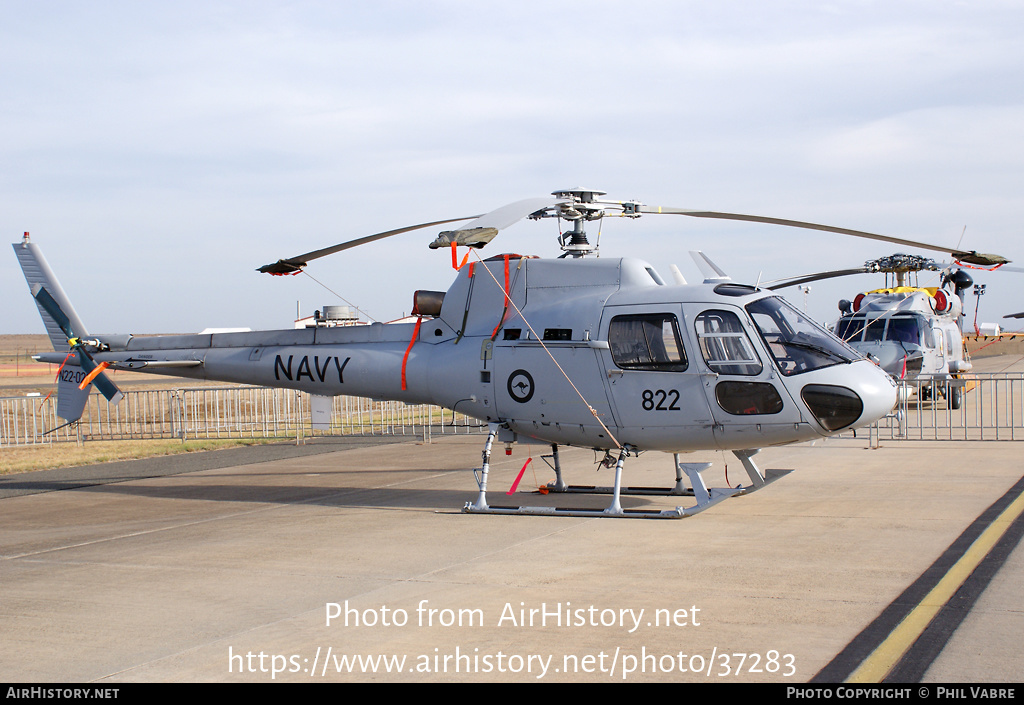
top-left (694, 310), bottom-right (762, 376)
top-left (609, 314), bottom-right (688, 371)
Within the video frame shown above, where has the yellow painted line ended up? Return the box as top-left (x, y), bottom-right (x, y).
top-left (847, 489), bottom-right (1024, 682)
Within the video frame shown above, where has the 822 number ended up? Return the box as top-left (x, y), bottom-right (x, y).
top-left (642, 389), bottom-right (680, 411)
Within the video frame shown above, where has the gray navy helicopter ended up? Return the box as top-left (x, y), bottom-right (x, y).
top-left (21, 188), bottom-right (1001, 519)
top-left (765, 253), bottom-right (995, 410)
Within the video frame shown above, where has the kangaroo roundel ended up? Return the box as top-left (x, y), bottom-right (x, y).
top-left (507, 369), bottom-right (535, 403)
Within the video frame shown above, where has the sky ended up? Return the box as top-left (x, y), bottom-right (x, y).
top-left (2, 1), bottom-right (1023, 338)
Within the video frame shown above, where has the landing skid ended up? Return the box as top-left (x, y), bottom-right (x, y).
top-left (462, 428), bottom-right (791, 519)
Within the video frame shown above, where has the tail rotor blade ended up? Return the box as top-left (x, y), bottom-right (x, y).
top-left (78, 354), bottom-right (124, 405)
top-left (31, 284), bottom-right (76, 339)
top-left (90, 372), bottom-right (124, 406)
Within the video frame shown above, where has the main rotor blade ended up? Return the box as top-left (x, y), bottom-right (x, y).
top-left (429, 197), bottom-right (565, 249)
top-left (764, 267), bottom-right (872, 290)
top-left (257, 215), bottom-right (482, 275)
top-left (639, 206), bottom-right (1009, 267)
top-left (31, 284), bottom-right (76, 338)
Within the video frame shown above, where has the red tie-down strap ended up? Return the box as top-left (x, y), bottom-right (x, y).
top-left (79, 361), bottom-right (111, 391)
top-left (451, 241), bottom-right (470, 271)
top-left (506, 457), bottom-right (532, 495)
top-left (401, 317), bottom-right (423, 391)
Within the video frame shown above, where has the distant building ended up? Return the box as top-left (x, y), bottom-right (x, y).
top-left (294, 305), bottom-right (417, 328)
top-left (295, 305), bottom-right (362, 329)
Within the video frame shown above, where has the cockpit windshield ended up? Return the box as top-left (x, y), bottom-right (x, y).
top-left (884, 316), bottom-right (921, 345)
top-left (836, 314), bottom-right (922, 346)
top-left (746, 297), bottom-right (861, 376)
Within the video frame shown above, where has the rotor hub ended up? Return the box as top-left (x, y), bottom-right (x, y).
top-left (864, 253), bottom-right (940, 274)
top-left (530, 188), bottom-right (643, 257)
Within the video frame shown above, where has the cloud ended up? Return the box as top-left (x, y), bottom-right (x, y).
top-left (2, 2), bottom-right (1023, 337)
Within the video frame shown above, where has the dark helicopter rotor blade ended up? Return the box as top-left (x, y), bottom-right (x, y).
top-left (257, 215), bottom-right (483, 275)
top-left (997, 268), bottom-right (1024, 319)
top-left (32, 283), bottom-right (124, 405)
top-left (31, 284), bottom-right (76, 338)
top-left (78, 354), bottom-right (124, 405)
top-left (638, 206), bottom-right (1009, 267)
top-left (764, 267), bottom-right (872, 290)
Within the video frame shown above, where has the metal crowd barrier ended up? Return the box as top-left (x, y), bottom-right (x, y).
top-left (5, 374), bottom-right (1024, 449)
top-left (0, 386), bottom-right (486, 447)
top-left (865, 372), bottom-right (1024, 442)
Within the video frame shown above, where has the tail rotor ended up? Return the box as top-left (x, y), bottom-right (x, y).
top-left (31, 283), bottom-right (124, 406)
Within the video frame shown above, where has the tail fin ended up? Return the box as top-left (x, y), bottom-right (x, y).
top-left (13, 233), bottom-right (90, 352)
top-left (13, 233), bottom-right (121, 423)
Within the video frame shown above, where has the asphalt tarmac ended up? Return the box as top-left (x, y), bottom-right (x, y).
top-left (1, 429), bottom-right (1022, 684)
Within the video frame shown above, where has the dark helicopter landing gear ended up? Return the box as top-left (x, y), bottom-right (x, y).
top-left (947, 379), bottom-right (963, 410)
top-left (924, 378), bottom-right (964, 409)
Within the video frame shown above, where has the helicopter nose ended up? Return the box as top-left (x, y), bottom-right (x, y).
top-left (800, 360), bottom-right (898, 432)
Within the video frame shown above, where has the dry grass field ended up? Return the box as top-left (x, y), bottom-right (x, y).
top-left (1, 437), bottom-right (279, 475)
top-left (0, 334), bottom-right (55, 394)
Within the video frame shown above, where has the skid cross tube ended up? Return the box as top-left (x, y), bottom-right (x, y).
top-left (464, 442), bottom-right (686, 519)
top-left (463, 436), bottom-right (793, 519)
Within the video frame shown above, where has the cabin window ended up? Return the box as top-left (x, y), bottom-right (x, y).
top-left (715, 381), bottom-right (784, 415)
top-left (609, 314), bottom-right (688, 371)
top-left (694, 310), bottom-right (762, 376)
